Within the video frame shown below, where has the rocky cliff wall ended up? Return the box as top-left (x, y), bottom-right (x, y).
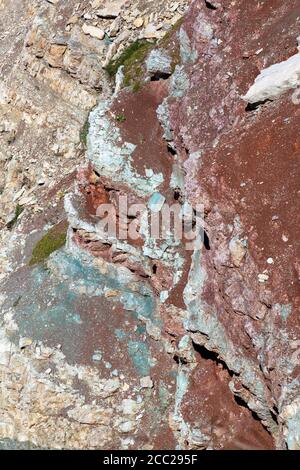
top-left (0, 0), bottom-right (299, 450)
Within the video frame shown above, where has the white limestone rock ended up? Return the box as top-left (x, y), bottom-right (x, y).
top-left (96, 0), bottom-right (126, 19)
top-left (243, 52), bottom-right (300, 103)
top-left (140, 376), bottom-right (154, 388)
top-left (82, 24), bottom-right (105, 40)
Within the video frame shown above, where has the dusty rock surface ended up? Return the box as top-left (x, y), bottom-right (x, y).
top-left (0, 0), bottom-right (188, 229)
top-left (0, 0), bottom-right (299, 450)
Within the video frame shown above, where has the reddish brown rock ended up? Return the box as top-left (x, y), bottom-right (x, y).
top-left (166, 0), bottom-right (300, 449)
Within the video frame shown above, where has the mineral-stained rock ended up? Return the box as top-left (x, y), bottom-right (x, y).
top-left (45, 44), bottom-right (67, 68)
top-left (0, 0), bottom-right (299, 452)
top-left (165, 0), bottom-right (300, 450)
top-left (146, 49), bottom-right (173, 79)
top-left (82, 24), bottom-right (105, 40)
top-left (229, 237), bottom-right (247, 268)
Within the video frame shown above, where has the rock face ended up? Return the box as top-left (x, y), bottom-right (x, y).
top-left (0, 0), bottom-right (299, 451)
top-left (166, 0), bottom-right (300, 449)
top-left (0, 0), bottom-right (188, 230)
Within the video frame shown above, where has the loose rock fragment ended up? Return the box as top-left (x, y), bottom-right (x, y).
top-left (140, 376), bottom-right (154, 388)
top-left (258, 274), bottom-right (269, 283)
top-left (97, 1), bottom-right (125, 19)
top-left (146, 49), bottom-right (172, 78)
top-left (143, 23), bottom-right (160, 39)
top-left (19, 337), bottom-right (33, 349)
top-left (133, 17), bottom-right (144, 28)
top-left (243, 52), bottom-right (300, 103)
top-left (82, 24), bottom-right (105, 40)
top-left (229, 238), bottom-right (247, 267)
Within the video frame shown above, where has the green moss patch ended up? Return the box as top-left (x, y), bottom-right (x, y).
top-left (159, 18), bottom-right (184, 46)
top-left (105, 21), bottom-right (184, 92)
top-left (7, 205), bottom-right (24, 230)
top-left (29, 221), bottom-right (68, 266)
top-left (159, 18), bottom-right (184, 72)
top-left (116, 113), bottom-right (126, 123)
top-left (105, 39), bottom-right (156, 90)
top-left (80, 116), bottom-right (90, 147)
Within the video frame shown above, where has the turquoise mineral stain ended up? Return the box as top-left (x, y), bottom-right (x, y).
top-left (115, 329), bottom-right (127, 340)
top-left (275, 303), bottom-right (292, 321)
top-left (13, 248), bottom-right (158, 367)
top-left (148, 192), bottom-right (166, 213)
top-left (120, 291), bottom-right (155, 320)
top-left (128, 340), bottom-right (150, 376)
top-left (136, 325), bottom-right (146, 335)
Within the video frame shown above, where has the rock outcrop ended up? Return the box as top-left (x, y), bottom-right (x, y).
top-left (0, 0), bottom-right (299, 450)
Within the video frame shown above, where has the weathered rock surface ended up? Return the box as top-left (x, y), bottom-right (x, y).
top-left (0, 0), bottom-right (299, 451)
top-left (166, 0), bottom-right (300, 449)
top-left (0, 0), bottom-right (189, 230)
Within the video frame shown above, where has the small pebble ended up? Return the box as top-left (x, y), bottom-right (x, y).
top-left (258, 273), bottom-right (269, 283)
top-left (140, 376), bottom-right (154, 389)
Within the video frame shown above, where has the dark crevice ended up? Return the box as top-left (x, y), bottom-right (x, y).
top-left (104, 185), bottom-right (120, 193)
top-left (152, 264), bottom-right (158, 274)
top-left (261, 300), bottom-right (272, 309)
top-left (173, 354), bottom-right (188, 365)
top-left (270, 405), bottom-right (279, 425)
top-left (173, 187), bottom-right (184, 203)
top-left (150, 72), bottom-right (171, 81)
top-left (191, 343), bottom-right (277, 437)
top-left (174, 190), bottom-right (181, 201)
top-left (125, 266), bottom-right (150, 279)
top-left (167, 144), bottom-right (177, 156)
top-left (234, 395), bottom-right (261, 422)
top-left (234, 395), bottom-right (273, 430)
top-left (192, 341), bottom-right (234, 377)
top-left (123, 213), bottom-right (137, 221)
top-left (184, 146), bottom-right (189, 158)
top-left (203, 230), bottom-right (211, 250)
top-left (205, 0), bottom-right (217, 10)
top-left (234, 395), bottom-right (261, 423)
top-left (245, 99), bottom-right (270, 112)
